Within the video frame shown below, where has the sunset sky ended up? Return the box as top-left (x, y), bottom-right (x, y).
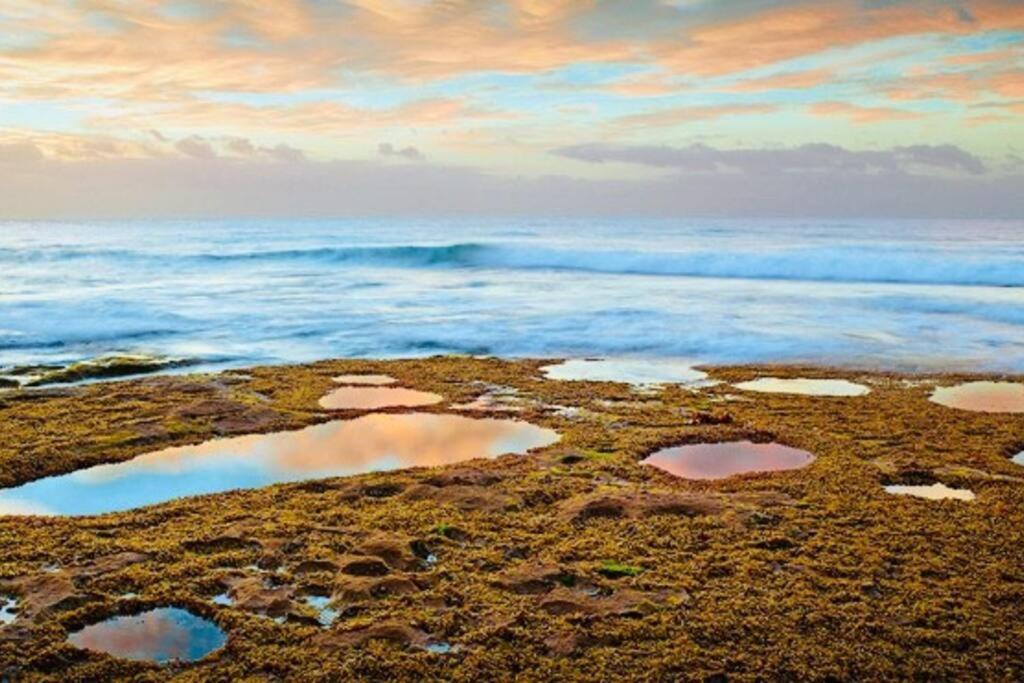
top-left (1, 0), bottom-right (1022, 217)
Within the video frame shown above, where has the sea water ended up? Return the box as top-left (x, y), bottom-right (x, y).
top-left (1, 217), bottom-right (1022, 374)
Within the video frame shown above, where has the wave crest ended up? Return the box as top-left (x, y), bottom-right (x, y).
top-left (5, 242), bottom-right (1021, 286)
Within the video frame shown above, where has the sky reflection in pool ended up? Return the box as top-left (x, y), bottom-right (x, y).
top-left (66, 607), bottom-right (226, 664)
top-left (642, 440), bottom-right (815, 480)
top-left (319, 386), bottom-right (443, 410)
top-left (733, 377), bottom-right (869, 397)
top-left (332, 374), bottom-right (397, 385)
top-left (304, 595), bottom-right (338, 627)
top-left (540, 358), bottom-right (709, 386)
top-left (929, 381), bottom-right (1024, 413)
top-left (0, 414), bottom-right (558, 516)
top-left (0, 596), bottom-right (16, 625)
top-left (884, 483), bottom-right (975, 501)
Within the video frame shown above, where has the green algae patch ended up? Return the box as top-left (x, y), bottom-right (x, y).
top-left (597, 561), bottom-right (644, 579)
top-left (1, 356), bottom-right (1024, 681)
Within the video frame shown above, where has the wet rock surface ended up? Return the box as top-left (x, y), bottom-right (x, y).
top-left (0, 357), bottom-right (1023, 680)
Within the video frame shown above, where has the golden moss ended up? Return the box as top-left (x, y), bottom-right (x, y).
top-left (0, 357), bottom-right (1023, 680)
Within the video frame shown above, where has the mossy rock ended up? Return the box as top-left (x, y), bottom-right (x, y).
top-left (24, 355), bottom-right (194, 386)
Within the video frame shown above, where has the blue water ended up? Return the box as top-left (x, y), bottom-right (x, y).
top-left (0, 413), bottom-right (559, 516)
top-left (67, 607), bottom-right (226, 663)
top-left (1, 217), bottom-right (1023, 373)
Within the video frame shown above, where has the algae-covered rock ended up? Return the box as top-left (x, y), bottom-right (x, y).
top-left (23, 354), bottom-right (194, 386)
top-left (1, 356), bottom-right (1024, 681)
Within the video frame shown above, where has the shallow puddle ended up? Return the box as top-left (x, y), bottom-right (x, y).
top-left (211, 593), bottom-right (233, 606)
top-left (0, 414), bottom-right (558, 516)
top-left (66, 607), bottom-right (226, 664)
top-left (319, 386), bottom-right (443, 410)
top-left (642, 440), bottom-right (815, 480)
top-left (884, 483), bottom-right (975, 501)
top-left (929, 381), bottom-right (1024, 413)
top-left (541, 358), bottom-right (709, 386)
top-left (304, 595), bottom-right (338, 627)
top-left (332, 374), bottom-right (397, 385)
top-left (733, 377), bottom-right (869, 397)
top-left (426, 641), bottom-right (456, 654)
top-left (0, 596), bottom-right (16, 625)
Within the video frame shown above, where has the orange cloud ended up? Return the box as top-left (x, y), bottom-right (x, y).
top-left (990, 71), bottom-right (1024, 98)
top-left (945, 48), bottom-right (1023, 66)
top-left (603, 73), bottom-right (685, 97)
top-left (885, 69), bottom-right (1023, 102)
top-left (88, 97), bottom-right (515, 136)
top-left (654, 0), bottom-right (1024, 77)
top-left (809, 101), bottom-right (923, 123)
top-left (616, 104), bottom-right (778, 128)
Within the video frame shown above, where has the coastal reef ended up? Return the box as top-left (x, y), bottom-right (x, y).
top-left (1, 357), bottom-right (1023, 681)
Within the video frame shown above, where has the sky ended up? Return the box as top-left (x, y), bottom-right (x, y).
top-left (0, 0), bottom-right (1022, 218)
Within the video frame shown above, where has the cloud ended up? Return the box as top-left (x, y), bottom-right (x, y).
top-left (553, 142), bottom-right (988, 175)
top-left (884, 68), bottom-right (1023, 102)
top-left (0, 141), bottom-right (44, 164)
top-left (653, 0), bottom-right (1024, 77)
top-left (224, 136), bottom-right (256, 156)
top-left (615, 103), bottom-right (778, 128)
top-left (264, 143), bottom-right (305, 163)
top-left (0, 0), bottom-right (1020, 218)
top-left (809, 101), bottom-right (923, 123)
top-left (88, 98), bottom-right (511, 137)
top-left (174, 135), bottom-right (306, 162)
top-left (379, 143), bottom-right (425, 161)
top-left (0, 150), bottom-right (1016, 220)
top-left (174, 135), bottom-right (217, 159)
top-left (2, 0), bottom-right (1020, 108)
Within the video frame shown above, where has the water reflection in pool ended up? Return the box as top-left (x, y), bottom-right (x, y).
top-left (0, 414), bottom-right (559, 516)
top-left (332, 374), bottom-right (397, 385)
top-left (929, 381), bottom-right (1024, 413)
top-left (0, 596), bottom-right (16, 625)
top-left (541, 358), bottom-right (709, 386)
top-left (733, 377), bottom-right (869, 397)
top-left (304, 595), bottom-right (338, 627)
top-left (67, 607), bottom-right (226, 664)
top-left (884, 483), bottom-right (975, 501)
top-left (642, 441), bottom-right (815, 480)
top-left (319, 386), bottom-right (443, 410)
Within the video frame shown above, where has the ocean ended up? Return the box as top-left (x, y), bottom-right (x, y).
top-left (1, 217), bottom-right (1023, 375)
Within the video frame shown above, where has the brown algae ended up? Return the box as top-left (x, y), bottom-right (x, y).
top-left (1, 356), bottom-right (1024, 681)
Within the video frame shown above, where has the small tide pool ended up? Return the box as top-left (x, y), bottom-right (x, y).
top-left (66, 607), bottom-right (226, 664)
top-left (642, 440), bottom-right (815, 480)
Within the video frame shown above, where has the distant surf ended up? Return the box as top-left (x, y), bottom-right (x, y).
top-left (9, 242), bottom-right (1022, 287)
top-left (1, 217), bottom-right (1022, 374)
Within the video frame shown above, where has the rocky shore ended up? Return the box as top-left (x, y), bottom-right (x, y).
top-left (1, 357), bottom-right (1022, 681)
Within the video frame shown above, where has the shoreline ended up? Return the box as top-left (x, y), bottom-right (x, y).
top-left (1, 356), bottom-right (1023, 679)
